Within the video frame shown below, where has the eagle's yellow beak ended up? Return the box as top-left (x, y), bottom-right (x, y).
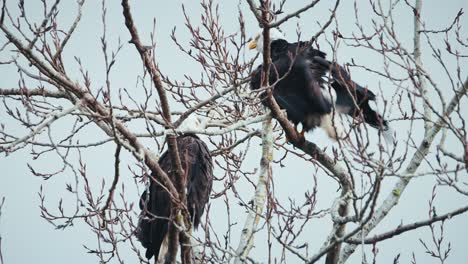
top-left (248, 40), bottom-right (257, 50)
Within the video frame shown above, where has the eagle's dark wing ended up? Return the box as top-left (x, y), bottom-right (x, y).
top-left (137, 135), bottom-right (213, 260)
top-left (137, 150), bottom-right (172, 260)
top-left (274, 54), bottom-right (332, 114)
top-left (290, 41), bottom-right (327, 59)
top-left (312, 56), bottom-right (388, 130)
top-left (182, 136), bottom-right (213, 228)
top-left (284, 41), bottom-right (328, 87)
top-left (250, 44), bottom-right (332, 128)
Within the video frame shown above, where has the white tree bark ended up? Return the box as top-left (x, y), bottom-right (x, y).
top-left (1, 102), bottom-right (81, 152)
top-left (413, 0), bottom-right (432, 134)
top-left (234, 114), bottom-right (273, 263)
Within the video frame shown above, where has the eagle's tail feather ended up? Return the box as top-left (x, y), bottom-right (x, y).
top-left (383, 125), bottom-right (396, 146)
top-left (320, 112), bottom-right (345, 141)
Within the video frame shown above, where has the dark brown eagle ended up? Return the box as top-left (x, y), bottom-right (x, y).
top-left (136, 116), bottom-right (213, 262)
top-left (249, 29), bottom-right (393, 142)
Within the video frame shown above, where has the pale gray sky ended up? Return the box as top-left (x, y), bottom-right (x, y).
top-left (1, 0), bottom-right (467, 263)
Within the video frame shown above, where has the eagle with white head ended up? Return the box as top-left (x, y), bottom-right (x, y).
top-left (249, 28), bottom-right (393, 142)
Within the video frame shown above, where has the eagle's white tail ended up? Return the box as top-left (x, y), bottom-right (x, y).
top-left (321, 112), bottom-right (345, 141)
top-left (383, 125), bottom-right (396, 146)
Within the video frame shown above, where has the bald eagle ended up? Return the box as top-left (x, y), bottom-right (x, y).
top-left (137, 116), bottom-right (213, 261)
top-left (249, 29), bottom-right (392, 141)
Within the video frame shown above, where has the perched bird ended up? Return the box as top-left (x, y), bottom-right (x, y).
top-left (136, 115), bottom-right (213, 262)
top-left (249, 29), bottom-right (392, 141)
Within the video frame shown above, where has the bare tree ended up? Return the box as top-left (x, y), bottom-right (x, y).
top-left (0, 0), bottom-right (466, 263)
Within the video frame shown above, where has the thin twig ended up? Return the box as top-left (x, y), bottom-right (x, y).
top-left (347, 204), bottom-right (468, 244)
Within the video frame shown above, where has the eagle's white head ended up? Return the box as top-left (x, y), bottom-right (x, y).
top-left (178, 115), bottom-right (206, 132)
top-left (248, 28), bottom-right (286, 52)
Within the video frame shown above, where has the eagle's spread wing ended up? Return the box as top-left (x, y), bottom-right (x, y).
top-left (311, 56), bottom-right (388, 129)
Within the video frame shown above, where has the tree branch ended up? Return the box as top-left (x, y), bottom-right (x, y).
top-left (269, 0), bottom-right (321, 28)
top-left (339, 78), bottom-right (468, 263)
top-left (347, 204), bottom-right (468, 244)
top-left (100, 143), bottom-right (122, 225)
top-left (413, 0), bottom-right (432, 134)
top-left (0, 87), bottom-right (68, 98)
top-left (234, 114), bottom-right (273, 263)
top-left (1, 17), bottom-right (181, 216)
top-left (121, 1), bottom-right (190, 262)
top-left (0, 102), bottom-right (81, 153)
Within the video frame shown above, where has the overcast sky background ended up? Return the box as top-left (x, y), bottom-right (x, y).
top-left (1, 0), bottom-right (467, 263)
